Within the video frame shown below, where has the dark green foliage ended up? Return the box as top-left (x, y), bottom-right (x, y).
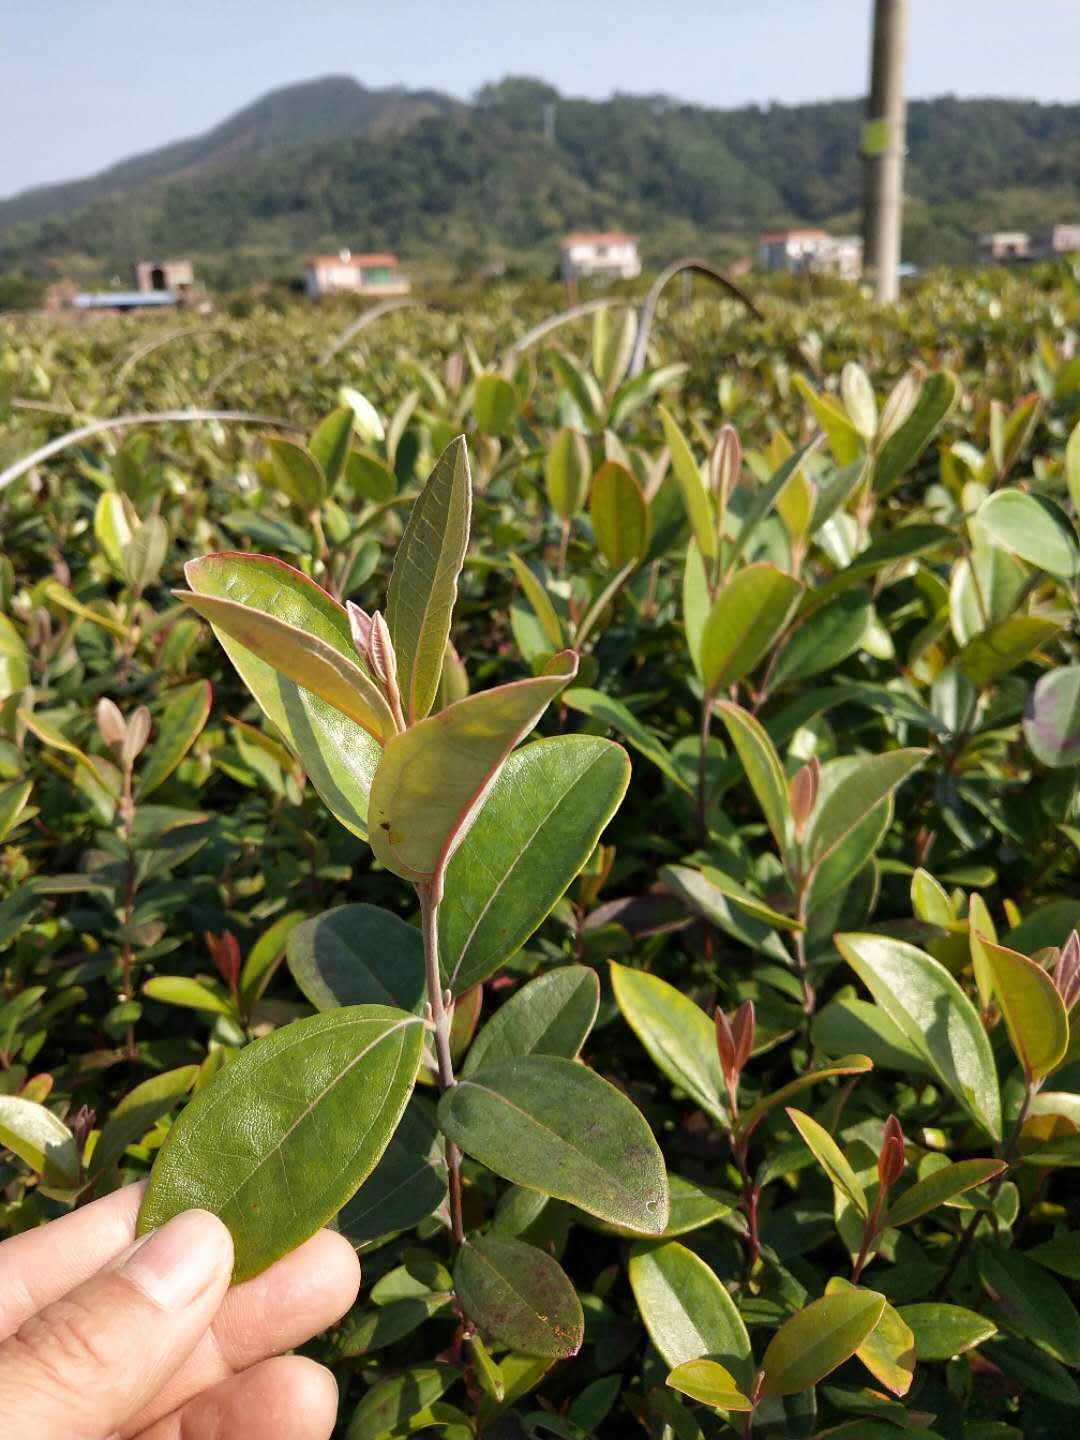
top-left (4, 270), bottom-right (1080, 1436)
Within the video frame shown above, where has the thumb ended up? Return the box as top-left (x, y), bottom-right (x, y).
top-left (0, 1209), bottom-right (233, 1440)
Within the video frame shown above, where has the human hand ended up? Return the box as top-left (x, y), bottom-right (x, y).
top-left (0, 1183), bottom-right (361, 1439)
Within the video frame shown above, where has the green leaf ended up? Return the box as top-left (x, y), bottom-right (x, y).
top-left (0, 1096), bottom-right (80, 1189)
top-left (794, 373), bottom-right (862, 466)
top-left (1068, 419), bottom-right (1080, 512)
top-left (988, 1337), bottom-right (1080, 1408)
top-left (563, 687), bottom-right (689, 791)
top-left (739, 1056), bottom-right (872, 1137)
top-left (977, 490), bottom-right (1080, 579)
top-left (770, 590), bottom-right (874, 688)
top-left (340, 1294), bottom-right (452, 1355)
top-left (386, 435), bottom-right (472, 723)
top-left (142, 975), bottom-right (236, 1017)
top-left (835, 933), bottom-right (1002, 1140)
top-left (976, 1245), bottom-right (1080, 1366)
top-left (665, 1359), bottom-right (752, 1412)
top-left (1024, 665), bottom-right (1080, 768)
top-left (287, 904), bottom-right (426, 1014)
top-left (370, 655), bottom-right (577, 884)
top-left (700, 563), bottom-right (802, 693)
top-left (139, 1005), bottom-right (425, 1281)
top-left (136, 680), bottom-right (211, 798)
top-left (610, 962), bottom-right (726, 1126)
top-left (346, 1364), bottom-right (460, 1440)
top-left (827, 1278), bottom-right (914, 1398)
top-left (474, 374), bottom-right (518, 435)
top-left (455, 1235), bottom-right (584, 1358)
top-left (589, 461), bottom-right (650, 568)
top-left (949, 546), bottom-right (1027, 646)
top-left (239, 910), bottom-right (306, 1014)
top-left (884, 1158), bottom-right (1006, 1228)
top-left (121, 515), bottom-right (168, 591)
top-left (873, 370), bottom-right (959, 492)
top-left (509, 555), bottom-right (563, 650)
top-left (664, 863), bottom-right (804, 932)
top-left (786, 1107), bottom-right (868, 1218)
top-left (463, 966), bottom-right (599, 1077)
top-left (94, 490), bottom-right (135, 576)
top-left (660, 404), bottom-right (716, 560)
top-left (682, 538), bottom-right (710, 678)
top-left (729, 439), bottom-right (821, 568)
top-left (337, 1098), bottom-right (447, 1248)
top-left (806, 749), bottom-right (928, 867)
top-left (759, 1288), bottom-right (887, 1398)
top-left (958, 615), bottom-right (1062, 689)
top-left (439, 1054), bottom-right (668, 1234)
top-left (545, 428), bottom-right (591, 519)
top-left (714, 700), bottom-right (790, 857)
top-left (441, 736), bottom-right (629, 990)
top-left (263, 436), bottom-right (326, 510)
top-left (0, 779), bottom-right (32, 842)
top-left (898, 1303), bottom-right (997, 1362)
top-left (811, 997), bottom-right (933, 1076)
top-left (628, 1240), bottom-right (753, 1387)
top-left (841, 362), bottom-right (877, 440)
top-left (90, 1065), bottom-right (199, 1177)
top-left (179, 589), bottom-right (396, 743)
top-left (346, 448), bottom-right (397, 501)
top-left (308, 406), bottom-right (355, 488)
top-left (185, 552), bottom-right (380, 840)
top-left (977, 936), bottom-right (1069, 1081)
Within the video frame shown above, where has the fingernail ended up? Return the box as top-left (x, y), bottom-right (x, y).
top-left (123, 1210), bottom-right (231, 1311)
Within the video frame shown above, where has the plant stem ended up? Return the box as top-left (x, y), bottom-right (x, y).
top-left (791, 882), bottom-right (815, 1020)
top-left (417, 878), bottom-right (465, 1248)
top-left (851, 1185), bottom-right (885, 1282)
top-left (557, 517), bottom-right (570, 576)
top-left (697, 689), bottom-right (713, 842)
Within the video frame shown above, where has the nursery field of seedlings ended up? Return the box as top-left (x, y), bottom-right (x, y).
top-left (3, 264), bottom-right (1080, 1439)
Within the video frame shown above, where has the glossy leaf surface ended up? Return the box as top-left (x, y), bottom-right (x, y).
top-left (370, 654), bottom-right (577, 883)
top-left (386, 435), bottom-right (471, 723)
top-left (455, 1235), bottom-right (584, 1358)
top-left (462, 966), bottom-right (599, 1077)
top-left (185, 552), bottom-right (380, 839)
top-left (287, 904), bottom-right (426, 1014)
top-left (139, 1005), bottom-right (425, 1280)
top-left (438, 1054), bottom-right (668, 1234)
top-left (610, 962), bottom-right (727, 1126)
top-left (836, 932), bottom-right (1001, 1139)
top-left (759, 1288), bottom-right (887, 1398)
top-left (628, 1240), bottom-right (753, 1387)
top-left (440, 735), bottom-right (629, 990)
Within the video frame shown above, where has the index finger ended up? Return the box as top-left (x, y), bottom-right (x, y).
top-left (0, 1181), bottom-right (144, 1339)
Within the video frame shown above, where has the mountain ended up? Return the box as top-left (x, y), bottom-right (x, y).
top-left (0, 75), bottom-right (459, 230)
top-left (1, 75), bottom-right (1078, 291)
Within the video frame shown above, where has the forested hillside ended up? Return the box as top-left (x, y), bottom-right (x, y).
top-left (2, 75), bottom-right (1078, 288)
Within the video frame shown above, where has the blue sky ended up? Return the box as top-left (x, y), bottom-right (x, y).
top-left (3, 0), bottom-right (1079, 197)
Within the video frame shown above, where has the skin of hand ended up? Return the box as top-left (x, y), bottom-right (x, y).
top-left (0, 1183), bottom-right (361, 1440)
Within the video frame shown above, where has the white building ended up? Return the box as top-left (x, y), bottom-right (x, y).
top-left (559, 232), bottom-right (641, 283)
top-left (1035, 224), bottom-right (1080, 257)
top-left (304, 250), bottom-right (410, 299)
top-left (977, 232), bottom-right (1030, 263)
top-left (758, 229), bottom-right (863, 281)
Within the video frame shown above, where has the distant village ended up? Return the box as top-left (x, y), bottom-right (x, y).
top-left (36, 219), bottom-right (1080, 315)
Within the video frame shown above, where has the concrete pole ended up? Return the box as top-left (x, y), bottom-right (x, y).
top-left (862, 0), bottom-right (908, 302)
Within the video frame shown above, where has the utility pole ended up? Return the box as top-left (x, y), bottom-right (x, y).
top-left (862, 0), bottom-right (908, 302)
